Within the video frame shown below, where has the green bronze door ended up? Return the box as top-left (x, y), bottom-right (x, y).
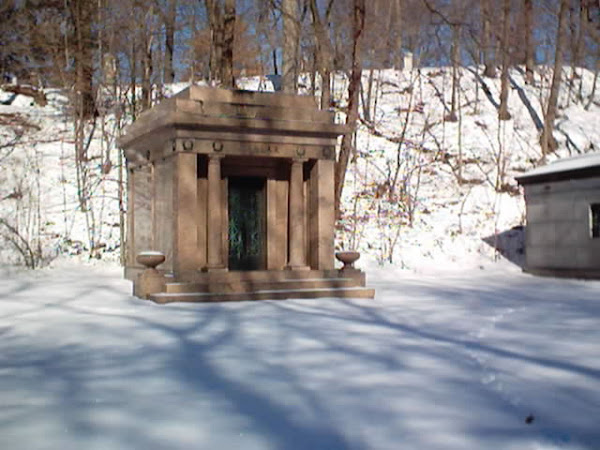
top-left (228, 177), bottom-right (266, 271)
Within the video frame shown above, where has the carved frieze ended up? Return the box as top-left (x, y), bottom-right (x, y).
top-left (167, 139), bottom-right (336, 160)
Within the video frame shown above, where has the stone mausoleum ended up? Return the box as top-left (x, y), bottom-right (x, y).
top-left (118, 86), bottom-right (374, 302)
top-left (516, 152), bottom-right (600, 279)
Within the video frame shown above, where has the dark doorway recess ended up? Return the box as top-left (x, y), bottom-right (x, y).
top-left (228, 177), bottom-right (266, 270)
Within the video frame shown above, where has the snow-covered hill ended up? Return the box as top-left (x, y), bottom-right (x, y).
top-left (335, 67), bottom-right (599, 270)
top-left (0, 66), bottom-right (599, 270)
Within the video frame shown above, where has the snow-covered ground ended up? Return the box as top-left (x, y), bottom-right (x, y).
top-left (1, 262), bottom-right (598, 450)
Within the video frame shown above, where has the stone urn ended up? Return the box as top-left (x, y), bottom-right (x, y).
top-left (335, 251), bottom-right (361, 271)
top-left (137, 251), bottom-right (166, 269)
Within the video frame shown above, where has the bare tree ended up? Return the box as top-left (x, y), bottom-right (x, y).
top-left (568, 0), bottom-right (587, 102)
top-left (141, 6), bottom-right (156, 111)
top-left (205, 0), bottom-right (223, 83)
top-left (524, 0), bottom-right (534, 84)
top-left (222, 0), bottom-right (236, 87)
top-left (541, 0), bottom-right (569, 158)
top-left (156, 0), bottom-right (178, 84)
top-left (480, 0), bottom-right (496, 78)
top-left (448, 23), bottom-right (460, 122)
top-left (204, 0), bottom-right (236, 87)
top-left (281, 0), bottom-right (300, 92)
top-left (334, 0), bottom-right (366, 219)
top-left (309, 0), bottom-right (334, 108)
top-left (497, 0), bottom-right (511, 120)
top-left (68, 0), bottom-right (97, 118)
top-left (391, 0), bottom-right (404, 69)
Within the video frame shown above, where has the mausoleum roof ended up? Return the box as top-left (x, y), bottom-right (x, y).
top-left (516, 151), bottom-right (600, 185)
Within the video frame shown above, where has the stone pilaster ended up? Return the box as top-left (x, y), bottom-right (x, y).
top-left (126, 165), bottom-right (135, 266)
top-left (287, 158), bottom-right (309, 270)
top-left (310, 159), bottom-right (335, 269)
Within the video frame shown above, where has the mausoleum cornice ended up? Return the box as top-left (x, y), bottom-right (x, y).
top-left (118, 87), bottom-right (347, 154)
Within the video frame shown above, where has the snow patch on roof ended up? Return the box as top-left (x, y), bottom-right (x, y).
top-left (517, 151), bottom-right (600, 181)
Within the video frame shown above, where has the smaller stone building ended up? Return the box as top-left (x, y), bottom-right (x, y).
top-left (516, 152), bottom-right (600, 278)
top-left (118, 86), bottom-right (374, 302)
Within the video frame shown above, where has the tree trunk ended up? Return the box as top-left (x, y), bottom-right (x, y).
top-left (395, 0), bottom-right (403, 69)
top-left (585, 58), bottom-right (599, 110)
top-left (281, 0), bottom-right (300, 93)
top-left (221, 0), bottom-right (235, 88)
top-left (334, 0), bottom-right (365, 220)
top-left (569, 0), bottom-right (585, 101)
top-left (541, 0), bottom-right (568, 158)
top-left (130, 39), bottom-right (137, 120)
top-left (498, 0), bottom-right (512, 120)
top-left (481, 0), bottom-right (496, 78)
top-left (309, 0), bottom-right (333, 108)
top-left (164, 0), bottom-right (177, 84)
top-left (272, 48), bottom-right (279, 75)
top-left (310, 49), bottom-right (317, 96)
top-left (204, 0), bottom-right (223, 84)
top-left (70, 0), bottom-right (96, 119)
top-left (447, 24), bottom-right (459, 122)
top-left (141, 8), bottom-right (154, 111)
top-left (361, 68), bottom-right (375, 122)
top-left (141, 36), bottom-right (153, 110)
top-left (577, 0), bottom-right (589, 100)
top-left (387, 0), bottom-right (403, 69)
top-left (524, 0), bottom-right (534, 84)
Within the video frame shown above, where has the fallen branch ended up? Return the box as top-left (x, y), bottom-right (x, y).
top-left (1, 84), bottom-right (47, 107)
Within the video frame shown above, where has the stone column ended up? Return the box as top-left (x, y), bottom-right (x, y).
top-left (287, 158), bottom-right (309, 270)
top-left (173, 153), bottom-right (198, 273)
top-left (207, 154), bottom-right (227, 271)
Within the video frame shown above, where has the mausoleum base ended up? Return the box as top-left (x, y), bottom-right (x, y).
top-left (134, 269), bottom-right (166, 300)
top-left (128, 268), bottom-right (374, 303)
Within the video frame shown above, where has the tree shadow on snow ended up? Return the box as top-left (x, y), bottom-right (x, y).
top-left (0, 294), bottom-right (359, 450)
top-left (3, 272), bottom-right (600, 449)
top-left (271, 291), bottom-right (600, 447)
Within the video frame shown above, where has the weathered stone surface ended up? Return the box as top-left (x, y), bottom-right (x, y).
top-left (132, 165), bottom-right (152, 265)
top-left (309, 160), bottom-right (335, 270)
top-left (117, 86), bottom-right (346, 154)
top-left (153, 158), bottom-right (174, 270)
top-left (174, 153), bottom-right (199, 272)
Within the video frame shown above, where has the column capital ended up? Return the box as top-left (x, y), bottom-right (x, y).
top-left (291, 157), bottom-right (308, 164)
top-left (208, 153), bottom-right (225, 162)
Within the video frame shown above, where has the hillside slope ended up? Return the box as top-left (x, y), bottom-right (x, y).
top-left (0, 67), bottom-right (598, 270)
top-left (336, 67), bottom-right (599, 270)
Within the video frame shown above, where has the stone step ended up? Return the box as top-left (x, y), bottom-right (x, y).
top-left (149, 287), bottom-right (376, 304)
top-left (164, 277), bottom-right (359, 294)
